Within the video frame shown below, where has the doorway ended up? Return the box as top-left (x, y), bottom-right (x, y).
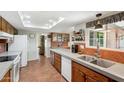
top-left (39, 35), bottom-right (45, 55)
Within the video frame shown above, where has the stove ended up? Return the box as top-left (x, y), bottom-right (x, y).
top-left (0, 55), bottom-right (17, 62)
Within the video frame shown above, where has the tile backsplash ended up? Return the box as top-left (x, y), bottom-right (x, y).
top-left (0, 43), bottom-right (5, 53)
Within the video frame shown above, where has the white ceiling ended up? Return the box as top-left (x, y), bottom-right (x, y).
top-left (0, 11), bottom-right (120, 32)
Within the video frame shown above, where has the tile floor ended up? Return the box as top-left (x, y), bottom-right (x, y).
top-left (19, 56), bottom-right (66, 82)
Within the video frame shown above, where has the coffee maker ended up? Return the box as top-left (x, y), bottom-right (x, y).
top-left (71, 44), bottom-right (78, 53)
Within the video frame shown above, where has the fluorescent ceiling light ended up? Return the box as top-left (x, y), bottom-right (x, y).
top-left (18, 11), bottom-right (64, 30)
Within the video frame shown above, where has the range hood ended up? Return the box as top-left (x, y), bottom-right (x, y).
top-left (0, 31), bottom-right (13, 42)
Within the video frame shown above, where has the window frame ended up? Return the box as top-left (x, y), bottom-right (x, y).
top-left (87, 30), bottom-right (106, 48)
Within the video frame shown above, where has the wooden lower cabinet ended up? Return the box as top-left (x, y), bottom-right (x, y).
top-left (72, 66), bottom-right (85, 82)
top-left (85, 76), bottom-right (97, 82)
top-left (54, 53), bottom-right (61, 73)
top-left (72, 61), bottom-right (113, 82)
top-left (0, 69), bottom-right (11, 82)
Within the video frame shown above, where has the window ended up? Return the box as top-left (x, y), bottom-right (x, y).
top-left (89, 31), bottom-right (105, 47)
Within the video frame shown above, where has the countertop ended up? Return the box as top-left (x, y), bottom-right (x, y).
top-left (0, 51), bottom-right (21, 80)
top-left (0, 51), bottom-right (21, 57)
top-left (50, 48), bottom-right (124, 81)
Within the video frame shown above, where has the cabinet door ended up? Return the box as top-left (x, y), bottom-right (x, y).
top-left (57, 34), bottom-right (62, 42)
top-left (14, 28), bottom-right (18, 35)
top-left (7, 23), bottom-right (11, 33)
top-left (52, 33), bottom-right (58, 42)
top-left (1, 18), bottom-right (7, 32)
top-left (79, 64), bottom-right (110, 82)
top-left (9, 25), bottom-right (14, 35)
top-left (54, 53), bottom-right (61, 73)
top-left (62, 34), bottom-right (69, 42)
top-left (54, 60), bottom-right (61, 73)
top-left (86, 76), bottom-right (97, 82)
top-left (72, 67), bottom-right (85, 82)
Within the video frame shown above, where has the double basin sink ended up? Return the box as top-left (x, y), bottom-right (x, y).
top-left (78, 55), bottom-right (115, 68)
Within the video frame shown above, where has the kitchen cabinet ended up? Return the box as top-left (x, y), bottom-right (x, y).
top-left (1, 18), bottom-right (7, 33)
top-left (72, 61), bottom-right (112, 82)
top-left (51, 33), bottom-right (69, 48)
top-left (85, 76), bottom-right (97, 82)
top-left (54, 53), bottom-right (61, 73)
top-left (7, 23), bottom-right (15, 35)
top-left (0, 69), bottom-right (11, 82)
top-left (0, 17), bottom-right (17, 35)
top-left (61, 56), bottom-right (71, 81)
top-left (72, 65), bottom-right (85, 82)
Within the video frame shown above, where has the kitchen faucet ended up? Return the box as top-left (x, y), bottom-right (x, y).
top-left (94, 39), bottom-right (101, 58)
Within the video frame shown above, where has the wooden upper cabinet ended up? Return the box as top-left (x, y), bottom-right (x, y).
top-left (10, 25), bottom-right (14, 35)
top-left (0, 17), bottom-right (17, 35)
top-left (51, 33), bottom-right (70, 48)
top-left (7, 22), bottom-right (11, 33)
top-left (7, 23), bottom-right (14, 35)
top-left (1, 18), bottom-right (7, 32)
top-left (13, 28), bottom-right (18, 35)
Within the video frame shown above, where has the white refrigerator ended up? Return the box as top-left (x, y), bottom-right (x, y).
top-left (8, 35), bottom-right (28, 67)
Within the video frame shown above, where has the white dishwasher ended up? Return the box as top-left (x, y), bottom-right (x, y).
top-left (61, 56), bottom-right (71, 82)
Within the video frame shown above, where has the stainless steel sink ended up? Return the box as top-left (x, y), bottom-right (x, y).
top-left (90, 59), bottom-right (115, 68)
top-left (78, 55), bottom-right (95, 62)
top-left (78, 55), bottom-right (115, 68)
